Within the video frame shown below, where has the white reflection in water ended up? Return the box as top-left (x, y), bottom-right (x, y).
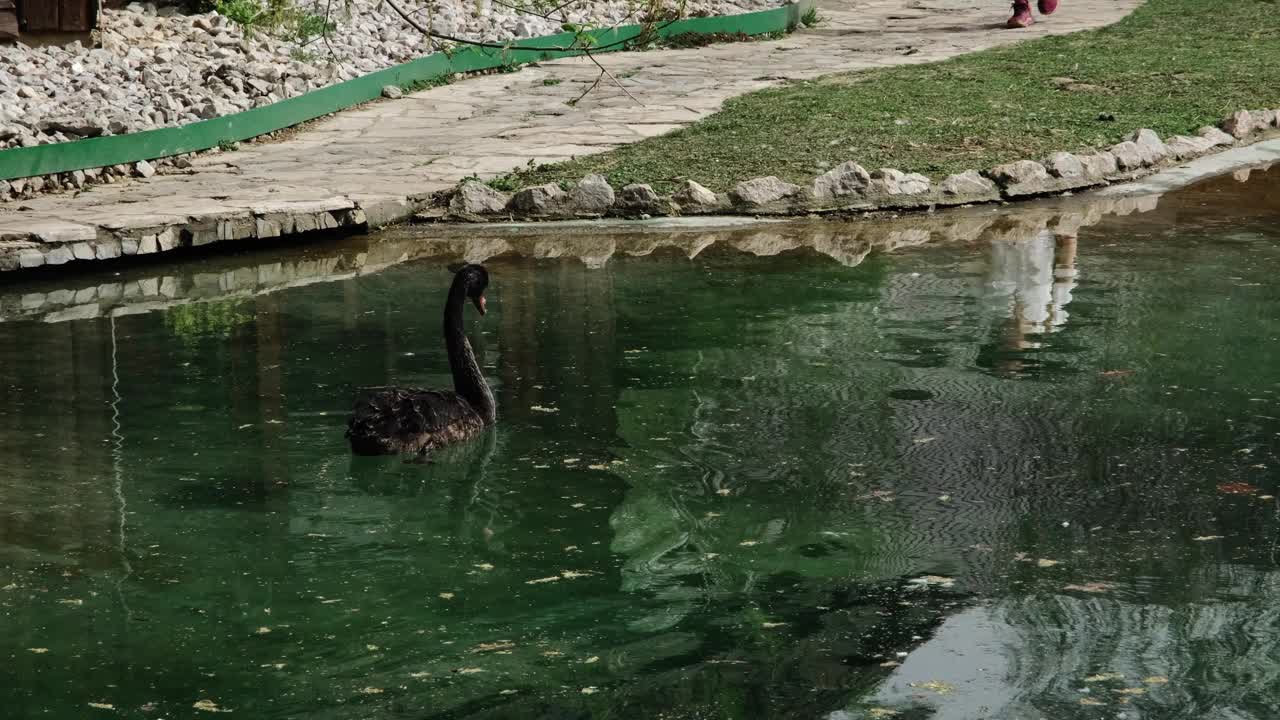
top-left (986, 230), bottom-right (1079, 345)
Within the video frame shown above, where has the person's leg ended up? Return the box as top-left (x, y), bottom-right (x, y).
top-left (1007, 0), bottom-right (1033, 27)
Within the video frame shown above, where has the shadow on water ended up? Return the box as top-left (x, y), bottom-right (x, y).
top-left (0, 164), bottom-right (1279, 718)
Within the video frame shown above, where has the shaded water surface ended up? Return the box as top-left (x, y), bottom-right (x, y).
top-left (2, 166), bottom-right (1280, 719)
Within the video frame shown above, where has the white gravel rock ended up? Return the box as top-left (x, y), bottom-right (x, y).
top-left (0, 0), bottom-right (778, 151)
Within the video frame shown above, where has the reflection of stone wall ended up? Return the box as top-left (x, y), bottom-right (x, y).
top-left (0, 319), bottom-right (120, 568)
top-left (495, 260), bottom-right (620, 441)
top-left (0, 192), bottom-right (1169, 325)
top-left (0, 288), bottom-right (303, 571)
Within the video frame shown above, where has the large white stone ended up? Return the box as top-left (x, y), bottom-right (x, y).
top-left (986, 160), bottom-right (1053, 196)
top-left (449, 180), bottom-right (509, 219)
top-left (939, 170), bottom-right (996, 197)
top-left (1198, 126), bottom-right (1236, 147)
top-left (1124, 128), bottom-right (1169, 166)
top-left (811, 161), bottom-right (872, 201)
top-left (866, 168), bottom-right (930, 198)
top-left (568, 174), bottom-right (615, 215)
top-left (672, 180), bottom-right (721, 213)
top-left (1078, 152), bottom-right (1118, 181)
top-left (507, 183), bottom-right (566, 216)
top-left (615, 183), bottom-right (669, 215)
top-left (729, 176), bottom-right (801, 211)
top-left (1108, 141), bottom-right (1146, 171)
top-left (1164, 135), bottom-right (1214, 161)
top-left (1044, 152), bottom-right (1086, 180)
top-left (1221, 110), bottom-right (1255, 139)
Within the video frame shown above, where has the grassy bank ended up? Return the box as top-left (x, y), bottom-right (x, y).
top-left (505, 0), bottom-right (1280, 192)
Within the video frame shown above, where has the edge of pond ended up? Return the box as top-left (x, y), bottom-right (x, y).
top-left (422, 138), bottom-right (1280, 236)
top-left (3, 151), bottom-right (1275, 325)
top-left (2, 136), bottom-right (1277, 281)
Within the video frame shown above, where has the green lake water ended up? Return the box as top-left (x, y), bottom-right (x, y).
top-left (2, 166), bottom-right (1280, 719)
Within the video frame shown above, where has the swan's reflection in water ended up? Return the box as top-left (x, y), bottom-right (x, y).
top-left (1, 166), bottom-right (1280, 718)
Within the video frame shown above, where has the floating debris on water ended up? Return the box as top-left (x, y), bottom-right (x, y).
top-left (1064, 582), bottom-right (1113, 593)
top-left (471, 641), bottom-right (515, 654)
top-left (909, 680), bottom-right (955, 694)
top-left (907, 576), bottom-right (955, 588)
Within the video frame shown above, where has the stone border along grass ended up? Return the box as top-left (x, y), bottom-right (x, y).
top-left (4, 111), bottom-right (1276, 274)
top-left (0, 1), bottom-right (811, 186)
top-left (11, 165), bottom-right (1217, 326)
top-left (430, 109), bottom-right (1280, 223)
top-left (0, 186), bottom-right (1181, 325)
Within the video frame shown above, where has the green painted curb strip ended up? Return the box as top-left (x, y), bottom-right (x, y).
top-left (0, 0), bottom-right (812, 182)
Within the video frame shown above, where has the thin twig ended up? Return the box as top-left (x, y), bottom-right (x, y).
top-left (584, 49), bottom-right (642, 105)
top-left (383, 0), bottom-right (681, 55)
top-left (319, 0), bottom-right (341, 61)
top-left (543, 0), bottom-right (587, 20)
top-left (569, 70), bottom-right (604, 105)
top-left (380, 0), bottom-right (676, 106)
top-left (488, 0), bottom-right (558, 20)
top-left (470, 0), bottom-right (607, 25)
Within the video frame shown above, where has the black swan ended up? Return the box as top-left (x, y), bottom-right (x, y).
top-left (346, 264), bottom-right (496, 457)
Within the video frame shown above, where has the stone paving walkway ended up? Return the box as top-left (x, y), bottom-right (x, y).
top-left (0, 0), bottom-right (1142, 271)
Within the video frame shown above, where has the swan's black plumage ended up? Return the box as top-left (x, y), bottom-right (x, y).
top-left (346, 265), bottom-right (496, 456)
top-left (345, 387), bottom-right (486, 455)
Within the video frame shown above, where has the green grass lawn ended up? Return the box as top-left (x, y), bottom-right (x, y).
top-left (506, 0), bottom-right (1280, 193)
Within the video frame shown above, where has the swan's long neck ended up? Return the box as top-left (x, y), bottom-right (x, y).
top-left (444, 285), bottom-right (496, 424)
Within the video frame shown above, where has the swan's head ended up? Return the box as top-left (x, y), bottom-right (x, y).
top-left (455, 264), bottom-right (490, 315)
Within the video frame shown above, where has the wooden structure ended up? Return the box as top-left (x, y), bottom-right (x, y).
top-left (1, 0), bottom-right (99, 42)
top-left (0, 1), bottom-right (18, 40)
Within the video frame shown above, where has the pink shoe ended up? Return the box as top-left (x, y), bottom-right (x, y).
top-left (1007, 0), bottom-right (1033, 27)
top-left (1038, 0), bottom-right (1058, 15)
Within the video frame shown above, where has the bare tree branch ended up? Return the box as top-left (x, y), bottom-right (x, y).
top-left (372, 0), bottom-right (697, 106)
top-left (486, 0), bottom-right (564, 21)
top-left (584, 49), bottom-right (642, 105)
top-left (569, 71), bottom-right (604, 105)
top-left (383, 0), bottom-right (682, 57)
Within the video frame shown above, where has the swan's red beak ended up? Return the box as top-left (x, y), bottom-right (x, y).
top-left (473, 294), bottom-right (486, 315)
